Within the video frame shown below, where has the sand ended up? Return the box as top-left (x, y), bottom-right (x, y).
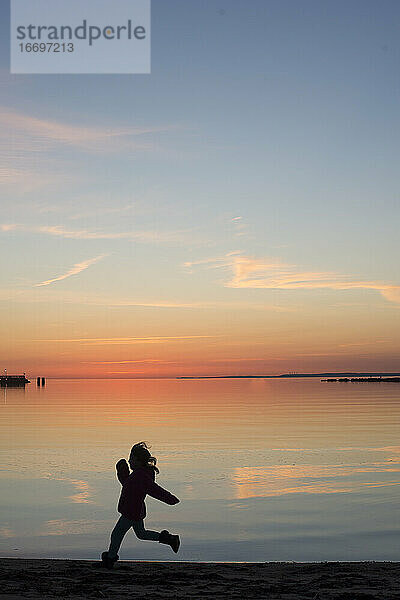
top-left (0, 558), bottom-right (400, 599)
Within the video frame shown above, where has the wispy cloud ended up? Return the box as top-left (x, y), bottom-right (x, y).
top-left (0, 107), bottom-right (178, 195)
top-left (0, 106), bottom-right (173, 154)
top-left (0, 287), bottom-right (294, 312)
top-left (68, 203), bottom-right (135, 220)
top-left (207, 357), bottom-right (275, 362)
top-left (338, 340), bottom-right (388, 348)
top-left (1, 223), bottom-right (194, 244)
top-left (36, 335), bottom-right (217, 345)
top-left (380, 287), bottom-right (400, 304)
top-left (295, 351), bottom-right (360, 357)
top-left (34, 254), bottom-right (107, 287)
top-left (0, 166), bottom-right (65, 193)
top-left (87, 357), bottom-right (275, 365)
top-left (230, 216), bottom-right (251, 238)
top-left (106, 299), bottom-right (293, 312)
top-left (0, 224), bottom-right (18, 232)
top-left (87, 359), bottom-right (177, 364)
top-left (28, 199), bottom-right (137, 219)
top-left (186, 253), bottom-right (400, 304)
top-left (184, 251), bottom-right (241, 273)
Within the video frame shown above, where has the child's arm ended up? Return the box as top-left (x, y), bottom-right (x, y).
top-left (146, 478), bottom-right (180, 505)
top-left (116, 459), bottom-right (130, 484)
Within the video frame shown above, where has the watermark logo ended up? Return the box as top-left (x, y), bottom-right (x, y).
top-left (10, 0), bottom-right (151, 74)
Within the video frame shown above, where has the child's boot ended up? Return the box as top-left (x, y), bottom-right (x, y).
top-left (101, 551), bottom-right (119, 569)
top-left (158, 529), bottom-right (180, 553)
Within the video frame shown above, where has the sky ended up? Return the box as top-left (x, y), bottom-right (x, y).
top-left (1, 0), bottom-right (399, 378)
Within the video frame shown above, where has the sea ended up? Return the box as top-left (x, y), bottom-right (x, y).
top-left (1, 378), bottom-right (399, 562)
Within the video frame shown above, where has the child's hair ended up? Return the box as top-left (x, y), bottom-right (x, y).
top-left (130, 441), bottom-right (160, 474)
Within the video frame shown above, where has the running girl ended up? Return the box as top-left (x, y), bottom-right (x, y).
top-left (101, 442), bottom-right (180, 568)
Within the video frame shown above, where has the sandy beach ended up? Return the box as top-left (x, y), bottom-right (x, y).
top-left (0, 559), bottom-right (400, 599)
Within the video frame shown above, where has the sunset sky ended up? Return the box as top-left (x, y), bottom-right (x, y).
top-left (1, 0), bottom-right (399, 378)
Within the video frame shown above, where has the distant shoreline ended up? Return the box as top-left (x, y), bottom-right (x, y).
top-left (176, 372), bottom-right (400, 380)
top-left (14, 373), bottom-right (400, 381)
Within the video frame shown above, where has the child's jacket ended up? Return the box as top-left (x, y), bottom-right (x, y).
top-left (116, 461), bottom-right (179, 521)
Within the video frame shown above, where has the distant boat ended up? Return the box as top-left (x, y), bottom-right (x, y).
top-left (0, 374), bottom-right (31, 387)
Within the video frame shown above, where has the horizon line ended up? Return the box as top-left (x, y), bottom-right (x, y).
top-left (10, 371), bottom-right (400, 381)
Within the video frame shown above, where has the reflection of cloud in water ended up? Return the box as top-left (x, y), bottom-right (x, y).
top-left (43, 475), bottom-right (94, 504)
top-left (43, 519), bottom-right (109, 536)
top-left (183, 484), bottom-right (195, 498)
top-left (227, 502), bottom-right (250, 510)
top-left (67, 479), bottom-right (93, 504)
top-left (0, 525), bottom-right (15, 538)
top-left (232, 462), bottom-right (400, 499)
top-left (362, 481), bottom-right (400, 489)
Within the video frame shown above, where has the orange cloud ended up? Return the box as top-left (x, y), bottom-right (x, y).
top-left (36, 335), bottom-right (217, 345)
top-left (184, 251), bottom-right (241, 273)
top-left (34, 254), bottom-right (107, 287)
top-left (0, 286), bottom-right (292, 312)
top-left (1, 223), bottom-right (189, 243)
top-left (0, 106), bottom-right (173, 153)
top-left (0, 167), bottom-right (61, 192)
top-left (87, 359), bottom-right (177, 364)
top-left (380, 287), bottom-right (400, 304)
top-left (187, 253), bottom-right (400, 303)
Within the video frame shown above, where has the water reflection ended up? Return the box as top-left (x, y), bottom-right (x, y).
top-left (43, 519), bottom-right (110, 536)
top-left (1, 385), bottom-right (26, 404)
top-left (232, 462), bottom-right (400, 499)
top-left (1, 378), bottom-right (400, 560)
top-left (43, 477), bottom-right (94, 504)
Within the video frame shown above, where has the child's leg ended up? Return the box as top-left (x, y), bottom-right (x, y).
top-left (108, 515), bottom-right (133, 558)
top-left (131, 519), bottom-right (160, 541)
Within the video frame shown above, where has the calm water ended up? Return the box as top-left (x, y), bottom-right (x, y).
top-left (0, 378), bottom-right (399, 561)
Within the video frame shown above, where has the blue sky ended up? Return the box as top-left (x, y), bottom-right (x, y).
top-left (1, 0), bottom-right (399, 376)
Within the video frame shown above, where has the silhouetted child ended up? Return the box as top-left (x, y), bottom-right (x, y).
top-left (101, 442), bottom-right (180, 568)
